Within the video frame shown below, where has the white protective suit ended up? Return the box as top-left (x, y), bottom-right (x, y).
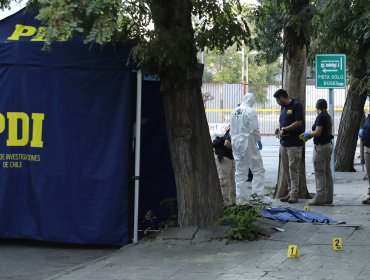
top-left (230, 93), bottom-right (265, 203)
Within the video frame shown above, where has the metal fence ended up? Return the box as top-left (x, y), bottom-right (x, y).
top-left (203, 83), bottom-right (349, 135)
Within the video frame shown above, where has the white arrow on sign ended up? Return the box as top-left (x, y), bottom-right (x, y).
top-left (323, 69), bottom-right (338, 73)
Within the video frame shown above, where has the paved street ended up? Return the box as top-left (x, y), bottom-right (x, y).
top-left (260, 135), bottom-right (363, 188)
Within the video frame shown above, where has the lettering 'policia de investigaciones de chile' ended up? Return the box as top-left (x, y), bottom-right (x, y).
top-left (0, 112), bottom-right (44, 148)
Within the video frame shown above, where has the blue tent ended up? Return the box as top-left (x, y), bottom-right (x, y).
top-left (0, 9), bottom-right (133, 245)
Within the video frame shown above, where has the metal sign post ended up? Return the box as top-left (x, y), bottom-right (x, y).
top-left (133, 70), bottom-right (142, 244)
top-left (328, 88), bottom-right (335, 178)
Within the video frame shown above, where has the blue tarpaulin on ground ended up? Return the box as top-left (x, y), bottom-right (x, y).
top-left (260, 207), bottom-right (345, 225)
top-left (0, 9), bottom-right (132, 244)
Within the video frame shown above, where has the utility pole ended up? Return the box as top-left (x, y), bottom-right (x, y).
top-left (241, 48), bottom-right (246, 95)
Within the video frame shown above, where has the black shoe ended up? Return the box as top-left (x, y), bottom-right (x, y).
top-left (288, 196), bottom-right (298, 204)
top-left (362, 197), bottom-right (370, 205)
top-left (280, 195), bottom-right (290, 202)
top-left (308, 200), bottom-right (325, 206)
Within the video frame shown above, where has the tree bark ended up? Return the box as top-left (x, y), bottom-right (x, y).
top-left (334, 89), bottom-right (367, 171)
top-left (274, 45), bottom-right (311, 199)
top-left (161, 83), bottom-right (224, 226)
top-left (335, 39), bottom-right (369, 171)
top-left (150, 0), bottom-right (223, 226)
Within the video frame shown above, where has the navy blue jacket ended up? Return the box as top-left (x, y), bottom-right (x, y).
top-left (279, 99), bottom-right (304, 147)
top-left (362, 114), bottom-right (370, 147)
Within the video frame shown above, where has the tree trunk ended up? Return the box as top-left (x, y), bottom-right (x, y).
top-left (334, 90), bottom-right (367, 171)
top-left (150, 0), bottom-right (223, 226)
top-left (334, 40), bottom-right (369, 171)
top-left (161, 83), bottom-right (224, 226)
top-left (274, 45), bottom-right (311, 199)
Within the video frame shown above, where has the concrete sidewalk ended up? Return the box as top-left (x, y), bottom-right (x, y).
top-left (46, 173), bottom-right (370, 280)
top-left (46, 136), bottom-right (370, 280)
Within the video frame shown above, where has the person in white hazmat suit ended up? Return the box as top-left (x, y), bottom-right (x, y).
top-left (230, 93), bottom-right (268, 205)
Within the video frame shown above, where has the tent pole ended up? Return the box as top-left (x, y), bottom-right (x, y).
top-left (133, 70), bottom-right (142, 244)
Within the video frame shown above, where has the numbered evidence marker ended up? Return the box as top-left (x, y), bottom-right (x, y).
top-left (304, 205), bottom-right (311, 211)
top-left (332, 237), bottom-right (343, 251)
top-left (287, 244), bottom-right (300, 258)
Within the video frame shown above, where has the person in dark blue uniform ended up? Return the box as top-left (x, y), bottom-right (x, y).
top-left (303, 99), bottom-right (334, 205)
top-left (358, 114), bottom-right (370, 204)
top-left (274, 89), bottom-right (304, 204)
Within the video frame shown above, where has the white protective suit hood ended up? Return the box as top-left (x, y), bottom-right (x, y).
top-left (241, 93), bottom-right (256, 108)
top-left (230, 92), bottom-right (260, 158)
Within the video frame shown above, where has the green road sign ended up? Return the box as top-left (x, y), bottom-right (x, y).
top-left (315, 54), bottom-right (346, 88)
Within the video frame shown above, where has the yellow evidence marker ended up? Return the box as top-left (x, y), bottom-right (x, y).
top-left (304, 205), bottom-right (311, 211)
top-left (332, 237), bottom-right (343, 251)
top-left (287, 244), bottom-right (300, 258)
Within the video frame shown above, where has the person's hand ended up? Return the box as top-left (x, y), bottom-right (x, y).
top-left (303, 131), bottom-right (312, 139)
top-left (257, 141), bottom-right (263, 150)
top-left (279, 128), bottom-right (285, 138)
top-left (274, 128), bottom-right (280, 135)
top-left (359, 129), bottom-right (365, 138)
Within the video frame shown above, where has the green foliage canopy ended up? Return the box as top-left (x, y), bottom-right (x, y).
top-left (253, 0), bottom-right (315, 63)
top-left (0, 0), bottom-right (252, 84)
top-left (202, 47), bottom-right (281, 84)
top-left (201, 45), bottom-right (281, 103)
top-left (310, 0), bottom-right (370, 94)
